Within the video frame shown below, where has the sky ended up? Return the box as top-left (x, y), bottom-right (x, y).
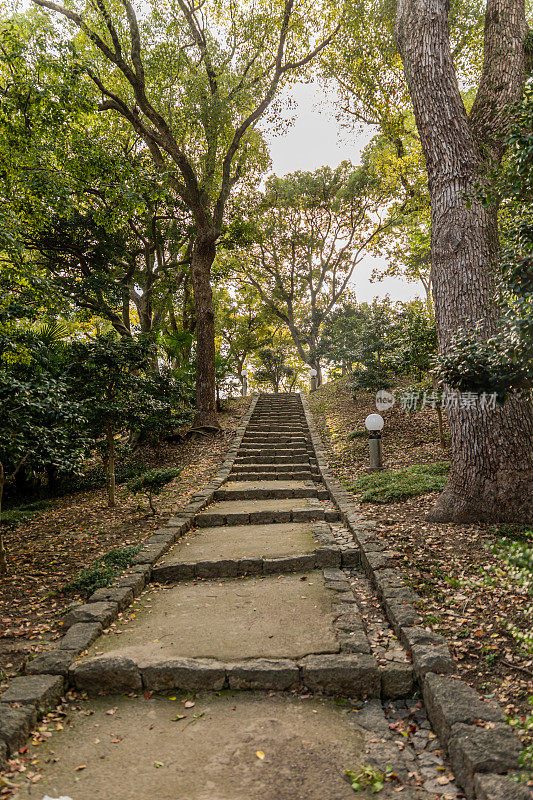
top-left (260, 82), bottom-right (423, 305)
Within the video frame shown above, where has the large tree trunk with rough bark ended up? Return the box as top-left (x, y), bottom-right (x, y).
top-left (396, 0), bottom-right (533, 522)
top-left (191, 231), bottom-right (220, 429)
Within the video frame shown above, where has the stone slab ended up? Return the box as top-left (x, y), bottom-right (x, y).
top-left (226, 659), bottom-right (299, 690)
top-left (70, 655), bottom-right (142, 693)
top-left (26, 649), bottom-right (76, 676)
top-left (140, 657), bottom-right (226, 691)
top-left (0, 704), bottom-right (36, 754)
top-left (12, 693), bottom-right (367, 800)
top-left (83, 572), bottom-right (339, 662)
top-left (422, 673), bottom-right (505, 746)
top-left (474, 773), bottom-right (532, 800)
top-left (58, 622), bottom-right (103, 652)
top-left (449, 723), bottom-right (521, 798)
top-left (62, 602), bottom-right (117, 629)
top-left (159, 522), bottom-right (317, 564)
top-left (0, 674), bottom-right (64, 710)
top-left (299, 653), bottom-right (380, 696)
top-left (196, 497), bottom-right (324, 519)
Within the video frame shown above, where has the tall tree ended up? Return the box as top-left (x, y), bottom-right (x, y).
top-left (395, 0), bottom-right (533, 522)
top-left (30, 0), bottom-right (340, 428)
top-left (0, 15), bottom-right (193, 349)
top-left (240, 162), bottom-right (408, 383)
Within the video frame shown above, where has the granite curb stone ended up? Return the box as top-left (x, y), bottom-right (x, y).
top-left (226, 659), bottom-right (299, 690)
top-left (58, 622), bottom-right (103, 652)
top-left (140, 658), bottom-right (226, 691)
top-left (299, 653), bottom-right (381, 696)
top-left (0, 675), bottom-right (64, 711)
top-left (69, 655), bottom-right (143, 693)
top-left (473, 773), bottom-right (532, 800)
top-left (0, 705), bottom-right (37, 754)
top-left (449, 723), bottom-right (522, 798)
top-left (62, 601), bottom-right (118, 629)
top-left (26, 649), bottom-right (77, 677)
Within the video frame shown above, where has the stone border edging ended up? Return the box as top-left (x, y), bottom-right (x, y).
top-left (0, 395), bottom-right (259, 768)
top-left (300, 392), bottom-right (530, 800)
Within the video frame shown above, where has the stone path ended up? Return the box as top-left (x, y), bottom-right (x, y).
top-left (3, 394), bottom-right (527, 799)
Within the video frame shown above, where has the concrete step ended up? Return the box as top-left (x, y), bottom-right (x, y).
top-left (151, 520), bottom-right (342, 581)
top-left (234, 455), bottom-right (312, 465)
top-left (193, 498), bottom-right (340, 527)
top-left (227, 471), bottom-right (319, 482)
top-left (69, 571), bottom-right (387, 697)
top-left (237, 449), bottom-right (310, 457)
top-left (231, 464), bottom-right (319, 474)
top-left (214, 480), bottom-right (328, 501)
top-left (242, 438), bottom-right (310, 446)
top-left (241, 437), bottom-right (314, 446)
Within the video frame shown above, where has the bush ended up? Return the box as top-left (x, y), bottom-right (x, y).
top-left (0, 499), bottom-right (52, 528)
top-left (63, 545), bottom-right (141, 597)
top-left (60, 461), bottom-right (146, 495)
top-left (348, 462), bottom-right (450, 503)
top-left (128, 467), bottom-right (180, 514)
top-left (347, 430), bottom-right (368, 440)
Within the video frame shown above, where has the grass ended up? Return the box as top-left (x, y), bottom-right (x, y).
top-left (0, 499), bottom-right (53, 528)
top-left (63, 545), bottom-right (142, 598)
top-left (347, 462), bottom-right (450, 503)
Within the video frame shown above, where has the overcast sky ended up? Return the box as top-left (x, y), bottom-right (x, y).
top-left (260, 82), bottom-right (423, 305)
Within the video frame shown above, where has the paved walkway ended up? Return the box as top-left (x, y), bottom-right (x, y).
top-left (13, 394), bottom-right (465, 799)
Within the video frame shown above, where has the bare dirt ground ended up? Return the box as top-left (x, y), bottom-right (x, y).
top-left (0, 399), bottom-right (248, 686)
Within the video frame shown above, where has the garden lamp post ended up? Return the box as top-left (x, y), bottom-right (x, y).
top-left (365, 413), bottom-right (384, 471)
top-left (242, 369), bottom-right (248, 397)
top-left (309, 368), bottom-right (318, 392)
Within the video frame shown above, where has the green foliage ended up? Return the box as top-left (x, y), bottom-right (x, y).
top-left (0, 319), bottom-right (90, 485)
top-left (437, 88), bottom-right (533, 398)
top-left (128, 468), bottom-right (179, 496)
top-left (348, 462), bottom-right (450, 503)
top-left (60, 461), bottom-right (147, 495)
top-left (349, 363), bottom-right (394, 394)
top-left (128, 468), bottom-right (179, 513)
top-left (63, 545), bottom-right (141, 597)
top-left (319, 298), bottom-right (437, 388)
top-left (344, 764), bottom-right (394, 793)
top-left (236, 159), bottom-right (408, 369)
top-left (489, 528), bottom-right (532, 601)
top-left (254, 347), bottom-right (295, 393)
top-left (347, 430), bottom-right (368, 440)
top-left (0, 499), bottom-right (52, 528)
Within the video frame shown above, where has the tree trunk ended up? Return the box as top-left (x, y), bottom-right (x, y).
top-left (106, 422), bottom-right (116, 507)
top-left (396, 0), bottom-right (533, 522)
top-left (0, 462), bottom-right (6, 574)
top-left (190, 232), bottom-right (220, 429)
top-left (435, 405), bottom-right (447, 450)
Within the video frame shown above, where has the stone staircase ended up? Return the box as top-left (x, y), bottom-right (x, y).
top-left (5, 393), bottom-right (526, 800)
top-left (67, 393), bottom-right (413, 700)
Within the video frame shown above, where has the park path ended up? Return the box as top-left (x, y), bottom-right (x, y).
top-left (6, 394), bottom-right (485, 799)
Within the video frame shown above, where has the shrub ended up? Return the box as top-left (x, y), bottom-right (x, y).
top-left (63, 545), bottom-right (141, 597)
top-left (348, 462), bottom-right (450, 503)
top-left (128, 468), bottom-right (180, 514)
